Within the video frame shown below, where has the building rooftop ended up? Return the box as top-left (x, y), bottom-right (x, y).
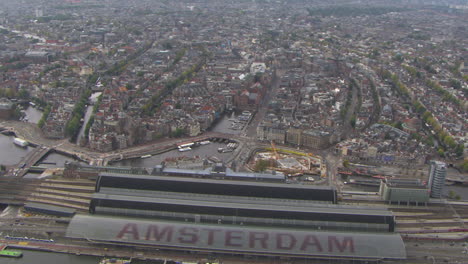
top-left (66, 214), bottom-right (406, 260)
top-left (93, 191), bottom-right (392, 217)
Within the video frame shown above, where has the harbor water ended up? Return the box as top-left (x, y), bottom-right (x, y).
top-left (0, 249), bottom-right (99, 264)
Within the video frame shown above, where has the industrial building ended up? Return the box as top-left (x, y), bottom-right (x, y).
top-left (66, 172), bottom-right (406, 262)
top-left (379, 178), bottom-right (430, 205)
top-left (64, 161), bottom-right (285, 182)
top-left (151, 162), bottom-right (285, 182)
top-left (0, 98), bottom-right (14, 119)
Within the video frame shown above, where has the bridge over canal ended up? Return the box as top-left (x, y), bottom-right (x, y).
top-left (5, 146), bottom-right (52, 177)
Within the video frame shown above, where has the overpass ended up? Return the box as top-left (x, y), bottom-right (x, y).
top-left (446, 175), bottom-right (468, 185)
top-left (5, 146), bottom-right (51, 177)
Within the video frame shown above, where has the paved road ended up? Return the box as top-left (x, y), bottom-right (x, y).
top-left (244, 69), bottom-right (282, 138)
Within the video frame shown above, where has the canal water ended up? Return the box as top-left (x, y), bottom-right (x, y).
top-left (0, 249), bottom-right (99, 264)
top-left (75, 106), bottom-right (93, 145)
top-left (210, 112), bottom-right (242, 135)
top-left (0, 249), bottom-right (166, 264)
top-left (0, 135), bottom-right (33, 166)
top-left (22, 106), bottom-right (42, 124)
top-left (76, 92), bottom-right (102, 145)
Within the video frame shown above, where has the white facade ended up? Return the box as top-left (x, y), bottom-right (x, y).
top-left (428, 160), bottom-right (447, 198)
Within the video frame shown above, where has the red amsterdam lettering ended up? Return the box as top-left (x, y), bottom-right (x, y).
top-left (117, 223), bottom-right (139, 240)
top-left (202, 228), bottom-right (221, 246)
top-left (328, 236), bottom-right (355, 253)
top-left (300, 235), bottom-right (323, 252)
top-left (249, 232), bottom-right (268, 249)
top-left (178, 227), bottom-right (199, 244)
top-left (225, 231), bottom-right (243, 247)
top-left (145, 225), bottom-right (173, 242)
top-left (276, 233), bottom-right (296, 250)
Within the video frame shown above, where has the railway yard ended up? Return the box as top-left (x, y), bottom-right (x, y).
top-left (0, 177), bottom-right (467, 263)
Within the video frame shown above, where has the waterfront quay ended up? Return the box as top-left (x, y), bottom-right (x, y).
top-left (0, 120), bottom-right (244, 167)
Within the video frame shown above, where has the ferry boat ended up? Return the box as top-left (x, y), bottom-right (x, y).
top-left (13, 138), bottom-right (28, 147)
top-left (0, 250), bottom-right (22, 258)
top-left (4, 236), bottom-right (54, 243)
top-left (99, 258), bottom-right (131, 264)
top-left (0, 244), bottom-right (22, 258)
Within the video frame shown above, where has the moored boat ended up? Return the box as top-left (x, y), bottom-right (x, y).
top-left (13, 137), bottom-right (28, 147)
top-left (0, 250), bottom-right (23, 258)
top-left (0, 244), bottom-right (22, 258)
top-left (99, 258), bottom-right (131, 264)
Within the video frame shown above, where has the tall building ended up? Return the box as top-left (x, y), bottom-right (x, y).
top-left (428, 160), bottom-right (447, 198)
top-left (35, 8), bottom-right (43, 18)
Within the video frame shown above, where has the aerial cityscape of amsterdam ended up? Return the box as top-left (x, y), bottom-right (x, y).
top-left (0, 0), bottom-right (467, 263)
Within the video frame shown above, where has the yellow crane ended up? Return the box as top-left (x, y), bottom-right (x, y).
top-left (270, 140), bottom-right (280, 160)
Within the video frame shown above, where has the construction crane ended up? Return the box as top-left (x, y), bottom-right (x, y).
top-left (270, 140), bottom-right (280, 160)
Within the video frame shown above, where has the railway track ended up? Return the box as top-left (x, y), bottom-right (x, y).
top-left (0, 177), bottom-right (94, 212)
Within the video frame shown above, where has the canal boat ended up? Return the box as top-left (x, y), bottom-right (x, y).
top-left (0, 244), bottom-right (22, 258)
top-left (99, 258), bottom-right (131, 264)
top-left (13, 137), bottom-right (28, 147)
top-left (0, 250), bottom-right (23, 258)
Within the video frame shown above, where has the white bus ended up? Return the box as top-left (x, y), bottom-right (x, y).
top-left (178, 142), bottom-right (194, 149)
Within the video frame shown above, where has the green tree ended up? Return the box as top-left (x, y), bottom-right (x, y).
top-left (38, 104), bottom-right (51, 128)
top-left (448, 190), bottom-right (456, 199)
top-left (171, 128), bottom-right (185, 138)
top-left (84, 116), bottom-right (94, 138)
top-left (437, 148), bottom-right (445, 157)
top-left (342, 160), bottom-right (350, 168)
top-left (18, 89), bottom-right (30, 99)
top-left (443, 136), bottom-right (456, 149)
top-left (461, 160), bottom-right (468, 173)
top-left (450, 79), bottom-right (462, 90)
top-left (455, 144), bottom-right (464, 157)
top-left (254, 159), bottom-right (270, 172)
top-left (350, 115), bottom-right (356, 128)
top-left (65, 115), bottom-right (81, 137)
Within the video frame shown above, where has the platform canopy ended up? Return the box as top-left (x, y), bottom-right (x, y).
top-left (66, 214), bottom-right (406, 260)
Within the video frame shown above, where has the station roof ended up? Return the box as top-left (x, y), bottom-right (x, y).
top-left (98, 187), bottom-right (358, 207)
top-left (66, 214), bottom-right (406, 260)
top-left (92, 192), bottom-right (393, 217)
top-left (24, 202), bottom-right (76, 215)
top-left (385, 178), bottom-right (426, 189)
top-left (98, 172), bottom-right (334, 191)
